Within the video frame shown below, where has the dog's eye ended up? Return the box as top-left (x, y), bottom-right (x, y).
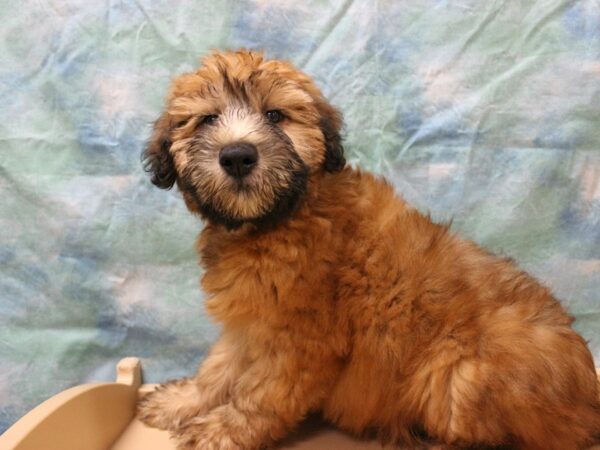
top-left (201, 115), bottom-right (219, 125)
top-left (266, 110), bottom-right (284, 124)
top-left (176, 119), bottom-right (190, 128)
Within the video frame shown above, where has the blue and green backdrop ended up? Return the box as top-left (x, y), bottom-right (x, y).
top-left (1, 0), bottom-right (599, 432)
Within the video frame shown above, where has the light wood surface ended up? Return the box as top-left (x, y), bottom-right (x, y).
top-left (112, 415), bottom-right (395, 450)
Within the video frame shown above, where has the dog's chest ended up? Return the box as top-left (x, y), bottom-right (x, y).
top-left (197, 221), bottom-right (341, 327)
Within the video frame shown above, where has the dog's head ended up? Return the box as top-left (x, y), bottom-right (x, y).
top-left (143, 49), bottom-right (345, 230)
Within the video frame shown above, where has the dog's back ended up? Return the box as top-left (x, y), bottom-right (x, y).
top-left (319, 169), bottom-right (600, 449)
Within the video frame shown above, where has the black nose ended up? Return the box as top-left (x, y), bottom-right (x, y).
top-left (219, 143), bottom-right (258, 178)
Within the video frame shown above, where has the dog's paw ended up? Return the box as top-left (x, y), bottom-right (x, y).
top-left (137, 379), bottom-right (202, 431)
top-left (137, 388), bottom-right (176, 430)
top-left (173, 414), bottom-right (242, 450)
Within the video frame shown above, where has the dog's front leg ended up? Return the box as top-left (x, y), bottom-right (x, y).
top-left (173, 343), bottom-right (330, 450)
top-left (137, 333), bottom-right (244, 431)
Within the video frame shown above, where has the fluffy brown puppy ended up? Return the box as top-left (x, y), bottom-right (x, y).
top-left (138, 49), bottom-right (600, 450)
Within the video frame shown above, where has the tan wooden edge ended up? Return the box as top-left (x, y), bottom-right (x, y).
top-left (0, 358), bottom-right (141, 450)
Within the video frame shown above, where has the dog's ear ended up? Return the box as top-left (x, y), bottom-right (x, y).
top-left (317, 100), bottom-right (346, 172)
top-left (142, 113), bottom-right (177, 189)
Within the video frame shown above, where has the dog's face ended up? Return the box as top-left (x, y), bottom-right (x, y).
top-left (143, 50), bottom-right (345, 230)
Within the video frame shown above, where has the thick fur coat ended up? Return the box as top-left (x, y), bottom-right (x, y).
top-left (138, 50), bottom-right (600, 450)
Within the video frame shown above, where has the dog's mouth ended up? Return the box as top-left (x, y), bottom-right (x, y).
top-left (232, 178), bottom-right (255, 193)
top-left (180, 156), bottom-right (309, 232)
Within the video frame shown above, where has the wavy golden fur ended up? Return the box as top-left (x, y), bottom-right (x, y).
top-left (138, 49), bottom-right (600, 450)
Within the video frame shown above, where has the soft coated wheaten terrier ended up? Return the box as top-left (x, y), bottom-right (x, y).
top-left (137, 49), bottom-right (600, 450)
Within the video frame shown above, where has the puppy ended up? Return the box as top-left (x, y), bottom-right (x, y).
top-left (137, 49), bottom-right (600, 450)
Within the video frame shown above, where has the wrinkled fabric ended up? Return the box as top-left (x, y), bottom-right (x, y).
top-left (0, 0), bottom-right (599, 432)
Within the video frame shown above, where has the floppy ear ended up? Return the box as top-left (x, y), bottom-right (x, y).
top-left (317, 100), bottom-right (346, 172)
top-left (142, 113), bottom-right (177, 189)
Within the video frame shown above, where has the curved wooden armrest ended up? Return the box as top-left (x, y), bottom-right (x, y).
top-left (0, 358), bottom-right (141, 450)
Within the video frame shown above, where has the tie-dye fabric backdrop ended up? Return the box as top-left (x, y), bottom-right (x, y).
top-left (1, 0), bottom-right (599, 432)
